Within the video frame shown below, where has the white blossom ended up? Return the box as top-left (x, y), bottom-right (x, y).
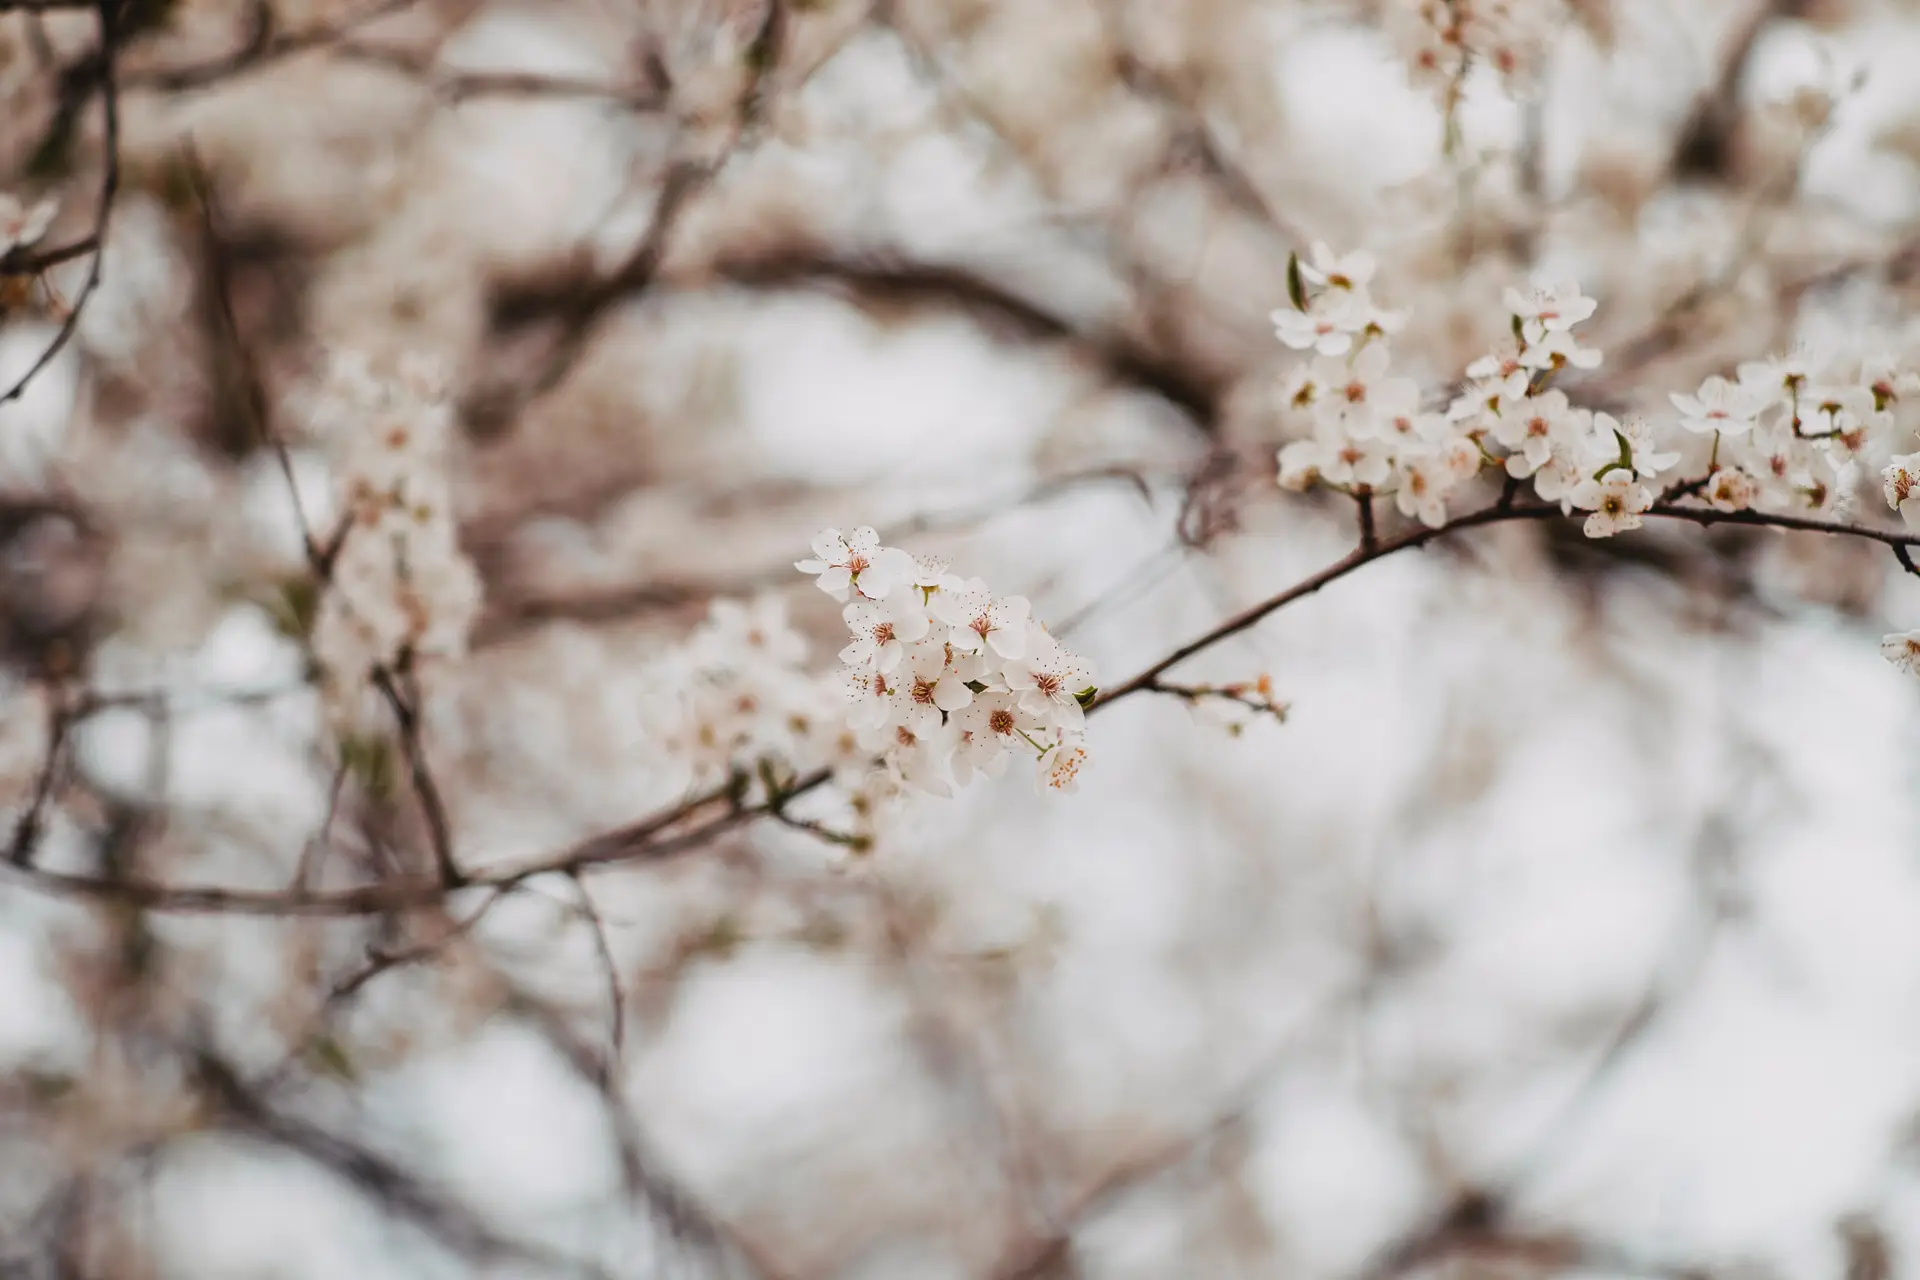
top-left (1881, 630), bottom-right (1920, 676)
top-left (1671, 375), bottom-right (1764, 437)
top-left (0, 193), bottom-right (56, 257)
top-left (1571, 470), bottom-right (1654, 538)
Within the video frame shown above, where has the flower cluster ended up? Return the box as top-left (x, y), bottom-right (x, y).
top-left (1278, 246), bottom-right (1649, 535)
top-left (1665, 347), bottom-right (1920, 520)
top-left (797, 527), bottom-right (1097, 795)
top-left (1273, 247), bottom-right (1920, 686)
top-left (1385, 0), bottom-right (1564, 89)
top-left (645, 595), bottom-right (856, 794)
top-left (305, 353), bottom-right (482, 730)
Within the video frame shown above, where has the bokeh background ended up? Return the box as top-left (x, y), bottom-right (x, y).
top-left (8, 0), bottom-right (1920, 1276)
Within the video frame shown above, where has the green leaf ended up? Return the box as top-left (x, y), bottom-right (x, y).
top-left (339, 734), bottom-right (397, 802)
top-left (1074, 687), bottom-right (1099, 708)
top-left (1286, 252), bottom-right (1307, 310)
top-left (265, 577), bottom-right (320, 641)
top-left (306, 1034), bottom-right (358, 1082)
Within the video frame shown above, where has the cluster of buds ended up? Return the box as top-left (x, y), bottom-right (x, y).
top-left (306, 353), bottom-right (482, 730)
top-left (1384, 0), bottom-right (1564, 90)
top-left (797, 527), bottom-right (1097, 795)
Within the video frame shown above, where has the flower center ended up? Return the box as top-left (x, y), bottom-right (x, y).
top-left (988, 709), bottom-right (1015, 735)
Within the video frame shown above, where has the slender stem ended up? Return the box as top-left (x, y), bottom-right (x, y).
top-left (9, 493), bottom-right (1920, 915)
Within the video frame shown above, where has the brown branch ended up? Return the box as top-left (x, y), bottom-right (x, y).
top-left (371, 663), bottom-right (463, 888)
top-left (119, 0), bottom-right (416, 93)
top-left (181, 146), bottom-right (328, 570)
top-left (1090, 498), bottom-right (1920, 711)
top-left (568, 872), bottom-right (626, 1072)
top-left (0, 233), bottom-right (100, 276)
top-left (10, 491), bottom-right (1920, 915)
top-left (4, 684), bottom-right (75, 867)
top-left (465, 0), bottom-right (794, 435)
top-left (0, 0), bottom-right (120, 407)
top-left (709, 245), bottom-right (1223, 431)
top-left (191, 1041), bottom-right (612, 1276)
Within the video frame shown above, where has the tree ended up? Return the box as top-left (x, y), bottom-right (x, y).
top-left (3, 0), bottom-right (1920, 1275)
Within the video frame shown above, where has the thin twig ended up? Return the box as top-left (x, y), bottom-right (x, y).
top-left (371, 663), bottom-right (463, 888)
top-left (0, 0), bottom-right (119, 406)
top-left (10, 493), bottom-right (1920, 914)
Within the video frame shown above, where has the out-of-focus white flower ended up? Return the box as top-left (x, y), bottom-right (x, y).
top-left (1394, 454), bottom-right (1454, 528)
top-left (1273, 293), bottom-right (1364, 357)
top-left (1504, 280), bottom-right (1597, 345)
top-left (1671, 376), bottom-right (1763, 436)
top-left (1705, 467), bottom-right (1760, 513)
top-left (0, 193), bottom-right (56, 257)
top-left (1520, 325), bottom-right (1602, 372)
top-left (1298, 242), bottom-right (1377, 291)
top-left (305, 352), bottom-right (482, 732)
top-left (1606, 412), bottom-right (1680, 478)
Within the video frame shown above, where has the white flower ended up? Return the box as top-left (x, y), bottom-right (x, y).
top-left (1277, 436), bottom-right (1329, 491)
top-left (1003, 629), bottom-right (1095, 730)
top-left (952, 690), bottom-right (1033, 781)
top-left (872, 720), bottom-right (956, 798)
top-left (795, 527), bottom-right (913, 602)
top-left (1670, 375), bottom-right (1762, 436)
top-left (1520, 326), bottom-right (1602, 372)
top-left (844, 667), bottom-right (901, 732)
top-left (1492, 389), bottom-right (1579, 475)
top-left (1298, 242), bottom-right (1378, 291)
top-left (1277, 360), bottom-right (1331, 416)
top-left (1450, 367), bottom-right (1532, 430)
top-left (1323, 432), bottom-right (1396, 489)
top-left (902, 637), bottom-right (975, 715)
top-left (934, 582), bottom-right (1031, 659)
top-left (1882, 452), bottom-right (1920, 510)
top-left (1504, 281), bottom-right (1597, 345)
top-left (1394, 454), bottom-right (1452, 528)
top-left (1604, 412), bottom-right (1680, 479)
top-left (1529, 454), bottom-right (1585, 510)
top-left (1465, 344), bottom-right (1526, 382)
top-left (1735, 351), bottom-right (1815, 400)
top-left (1571, 470), bottom-right (1653, 538)
top-left (0, 193), bottom-right (56, 257)
top-left (1881, 630), bottom-right (1920, 676)
top-left (1321, 344), bottom-right (1423, 438)
top-left (699, 595), bottom-right (809, 669)
top-left (1036, 737), bottom-right (1090, 794)
top-left (1704, 467), bottom-right (1759, 513)
top-left (1273, 294), bottom-right (1362, 356)
top-left (1801, 383), bottom-right (1880, 449)
top-left (839, 598), bottom-right (930, 673)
